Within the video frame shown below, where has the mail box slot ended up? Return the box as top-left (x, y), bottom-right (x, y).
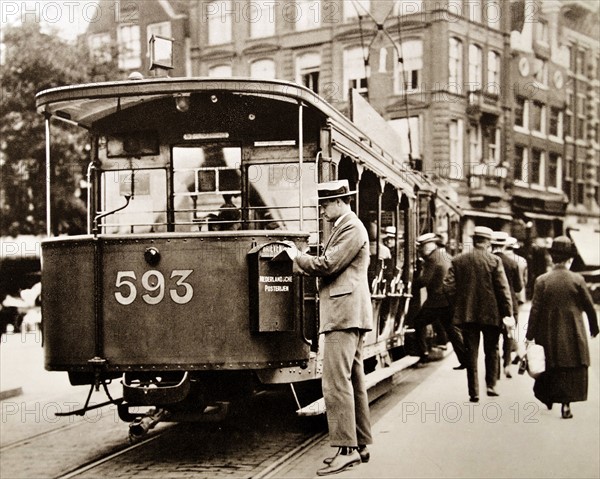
top-left (248, 242), bottom-right (296, 332)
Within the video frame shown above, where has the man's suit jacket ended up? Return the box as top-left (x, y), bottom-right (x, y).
top-left (443, 247), bottom-right (513, 327)
top-left (295, 211), bottom-right (372, 333)
top-left (413, 247), bottom-right (452, 309)
top-left (495, 251), bottom-right (523, 313)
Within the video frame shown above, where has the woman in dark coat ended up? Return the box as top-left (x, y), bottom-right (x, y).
top-left (525, 236), bottom-right (599, 419)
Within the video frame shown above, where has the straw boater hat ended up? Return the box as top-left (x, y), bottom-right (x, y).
top-left (491, 231), bottom-right (509, 246)
top-left (548, 236), bottom-right (576, 262)
top-left (416, 232), bottom-right (438, 245)
top-left (316, 180), bottom-right (356, 201)
top-left (506, 236), bottom-right (519, 250)
top-left (472, 226), bottom-right (493, 240)
top-left (383, 226), bottom-right (397, 238)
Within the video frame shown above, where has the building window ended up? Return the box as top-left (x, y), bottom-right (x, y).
top-left (449, 119), bottom-right (464, 177)
top-left (531, 101), bottom-right (545, 134)
top-left (547, 153), bottom-right (561, 189)
top-left (117, 24), bottom-right (141, 69)
top-left (250, 58), bottom-right (276, 79)
top-left (469, 124), bottom-right (482, 164)
top-left (514, 145), bottom-right (526, 182)
top-left (466, 0), bottom-right (482, 23)
top-left (577, 95), bottom-right (586, 139)
top-left (449, 37), bottom-right (463, 93)
top-left (394, 0), bottom-right (423, 15)
top-left (533, 57), bottom-right (548, 85)
top-left (208, 64), bottom-right (232, 77)
top-left (468, 44), bottom-right (482, 91)
top-left (296, 52), bottom-right (321, 94)
top-left (485, 0), bottom-right (501, 29)
top-left (389, 117), bottom-right (421, 164)
top-left (295, 0), bottom-right (321, 31)
top-left (529, 149), bottom-right (543, 185)
top-left (395, 40), bottom-right (422, 93)
top-left (576, 49), bottom-right (586, 76)
top-left (514, 96), bottom-right (527, 129)
top-left (487, 51), bottom-right (500, 95)
top-left (343, 46), bottom-right (369, 100)
top-left (343, 0), bottom-right (369, 21)
top-left (549, 107), bottom-right (563, 138)
top-left (487, 127), bottom-right (500, 164)
top-left (207, 0), bottom-right (232, 45)
top-left (249, 1), bottom-right (276, 38)
top-left (148, 21), bottom-right (171, 40)
top-left (88, 33), bottom-right (112, 62)
top-left (565, 91), bottom-right (573, 137)
top-left (536, 19), bottom-right (548, 43)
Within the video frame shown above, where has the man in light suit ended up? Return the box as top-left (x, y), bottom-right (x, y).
top-left (292, 180), bottom-right (373, 476)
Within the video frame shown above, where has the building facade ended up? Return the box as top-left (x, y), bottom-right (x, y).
top-left (85, 0), bottom-right (600, 251)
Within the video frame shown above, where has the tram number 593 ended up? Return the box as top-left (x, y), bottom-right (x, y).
top-left (114, 270), bottom-right (194, 305)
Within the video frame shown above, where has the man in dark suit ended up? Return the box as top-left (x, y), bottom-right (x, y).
top-left (443, 226), bottom-right (513, 402)
top-left (413, 232), bottom-right (467, 369)
top-left (292, 180), bottom-right (372, 476)
top-left (491, 231), bottom-right (523, 378)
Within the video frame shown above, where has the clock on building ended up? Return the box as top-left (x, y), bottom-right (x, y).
top-left (518, 57), bottom-right (530, 77)
top-left (553, 70), bottom-right (564, 89)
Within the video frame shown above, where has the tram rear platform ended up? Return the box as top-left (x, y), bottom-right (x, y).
top-left (276, 302), bottom-right (600, 479)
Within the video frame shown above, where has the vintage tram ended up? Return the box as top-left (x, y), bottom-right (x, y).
top-left (36, 77), bottom-right (461, 436)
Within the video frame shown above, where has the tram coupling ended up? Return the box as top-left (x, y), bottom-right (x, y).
top-left (128, 408), bottom-right (169, 441)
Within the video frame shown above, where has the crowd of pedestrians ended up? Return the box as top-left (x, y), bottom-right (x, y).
top-left (289, 181), bottom-right (598, 476)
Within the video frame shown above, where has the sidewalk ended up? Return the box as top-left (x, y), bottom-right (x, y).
top-left (278, 302), bottom-right (600, 479)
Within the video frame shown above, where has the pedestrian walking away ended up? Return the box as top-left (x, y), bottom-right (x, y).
top-left (290, 180), bottom-right (373, 476)
top-left (443, 226), bottom-right (514, 403)
top-left (412, 232), bottom-right (467, 369)
top-left (525, 236), bottom-right (599, 419)
top-left (491, 231), bottom-right (524, 378)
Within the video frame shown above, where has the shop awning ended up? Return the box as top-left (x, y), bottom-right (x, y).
top-left (463, 210), bottom-right (513, 221)
top-left (569, 227), bottom-right (600, 267)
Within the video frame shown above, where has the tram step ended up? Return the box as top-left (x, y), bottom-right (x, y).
top-left (296, 355), bottom-right (420, 416)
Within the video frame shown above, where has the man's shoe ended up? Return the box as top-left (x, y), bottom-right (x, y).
top-left (453, 364), bottom-right (467, 370)
top-left (486, 387), bottom-right (499, 397)
top-left (469, 396), bottom-right (479, 403)
top-left (358, 445), bottom-right (370, 463)
top-left (511, 355), bottom-right (521, 365)
top-left (504, 366), bottom-right (512, 378)
top-left (317, 450), bottom-right (361, 476)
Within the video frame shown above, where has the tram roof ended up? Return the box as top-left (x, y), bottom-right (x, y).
top-left (36, 77), bottom-right (419, 196)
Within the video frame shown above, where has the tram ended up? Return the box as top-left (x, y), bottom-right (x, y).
top-left (36, 77), bottom-right (461, 436)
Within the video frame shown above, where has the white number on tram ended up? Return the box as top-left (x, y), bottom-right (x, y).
top-left (114, 270), bottom-right (194, 305)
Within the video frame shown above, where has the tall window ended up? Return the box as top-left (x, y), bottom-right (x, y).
top-left (208, 64), bottom-right (232, 77)
top-left (531, 101), bottom-right (545, 134)
top-left (250, 58), bottom-right (276, 79)
top-left (249, 1), bottom-right (276, 38)
top-left (449, 119), bottom-right (464, 178)
top-left (295, 0), bottom-right (321, 31)
top-left (343, 47), bottom-right (369, 100)
top-left (207, 0), bottom-right (232, 45)
top-left (466, 0), bottom-right (482, 23)
top-left (547, 153), bottom-right (561, 189)
top-left (344, 0), bottom-right (369, 20)
top-left (389, 117), bottom-right (421, 164)
top-left (529, 149), bottom-right (543, 185)
top-left (395, 40), bottom-right (422, 93)
top-left (296, 52), bottom-right (321, 94)
top-left (88, 33), bottom-right (112, 62)
top-left (514, 145), bottom-right (526, 182)
top-left (487, 51), bottom-right (500, 95)
top-left (565, 91), bottom-right (574, 137)
top-left (533, 57), bottom-right (548, 85)
top-left (449, 37), bottom-right (463, 93)
top-left (487, 127), bottom-right (500, 164)
top-left (514, 96), bottom-right (527, 129)
top-left (468, 44), bottom-right (482, 91)
top-left (536, 19), bottom-right (549, 43)
top-left (117, 24), bottom-right (141, 69)
top-left (469, 125), bottom-right (482, 164)
top-left (549, 107), bottom-right (563, 138)
top-left (485, 0), bottom-right (501, 29)
top-left (577, 95), bottom-right (586, 139)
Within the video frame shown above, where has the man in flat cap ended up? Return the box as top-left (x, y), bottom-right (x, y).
top-left (291, 180), bottom-right (372, 476)
top-left (413, 232), bottom-right (467, 369)
top-left (443, 226), bottom-right (513, 402)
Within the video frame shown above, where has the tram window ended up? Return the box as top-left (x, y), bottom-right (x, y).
top-left (100, 168), bottom-right (168, 233)
top-left (246, 162), bottom-right (318, 234)
top-left (106, 131), bottom-right (159, 158)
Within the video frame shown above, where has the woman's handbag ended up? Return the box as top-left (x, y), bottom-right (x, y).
top-left (525, 342), bottom-right (545, 379)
